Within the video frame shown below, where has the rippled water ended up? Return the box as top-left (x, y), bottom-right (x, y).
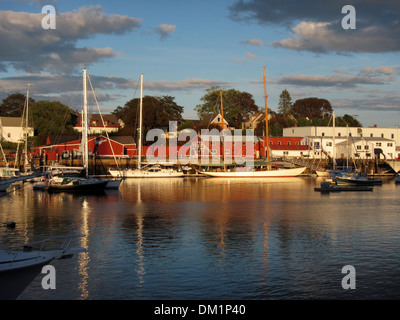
top-left (1, 176), bottom-right (400, 300)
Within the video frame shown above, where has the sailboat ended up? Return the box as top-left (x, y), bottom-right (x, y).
top-left (36, 70), bottom-right (108, 192)
top-left (200, 67), bottom-right (306, 178)
top-left (109, 74), bottom-right (184, 178)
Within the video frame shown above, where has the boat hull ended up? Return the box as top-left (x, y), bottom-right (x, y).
top-left (47, 180), bottom-right (108, 193)
top-left (199, 167), bottom-right (307, 178)
top-left (109, 169), bottom-right (185, 178)
top-left (335, 177), bottom-right (382, 186)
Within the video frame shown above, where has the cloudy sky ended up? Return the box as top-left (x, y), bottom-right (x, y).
top-left (0, 0), bottom-right (399, 127)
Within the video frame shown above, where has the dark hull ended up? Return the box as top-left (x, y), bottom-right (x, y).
top-left (335, 177), bottom-right (382, 186)
top-left (47, 181), bottom-right (108, 193)
top-left (0, 260), bottom-right (52, 300)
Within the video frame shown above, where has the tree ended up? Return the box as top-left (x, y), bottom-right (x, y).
top-left (114, 95), bottom-right (184, 144)
top-left (277, 89), bottom-right (292, 117)
top-left (291, 97), bottom-right (332, 119)
top-left (0, 93), bottom-right (35, 117)
top-left (30, 100), bottom-right (78, 145)
top-left (195, 87), bottom-right (259, 129)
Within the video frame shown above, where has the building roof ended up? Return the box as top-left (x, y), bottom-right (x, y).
top-left (270, 145), bottom-right (310, 151)
top-left (0, 116), bottom-right (26, 127)
top-left (111, 135), bottom-right (136, 145)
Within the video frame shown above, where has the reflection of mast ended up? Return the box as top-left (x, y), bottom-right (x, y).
top-left (78, 198), bottom-right (90, 299)
top-left (136, 213), bottom-right (145, 285)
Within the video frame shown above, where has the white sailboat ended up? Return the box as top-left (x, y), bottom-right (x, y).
top-left (109, 74), bottom-right (184, 178)
top-left (37, 69), bottom-right (109, 192)
top-left (200, 67), bottom-right (306, 178)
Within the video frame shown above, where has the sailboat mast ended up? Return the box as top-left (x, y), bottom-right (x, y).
top-left (138, 74), bottom-right (143, 170)
top-left (220, 90), bottom-right (226, 170)
top-left (83, 69), bottom-right (89, 177)
top-left (24, 84), bottom-right (30, 167)
top-left (332, 111), bottom-right (335, 170)
top-left (263, 66), bottom-right (270, 162)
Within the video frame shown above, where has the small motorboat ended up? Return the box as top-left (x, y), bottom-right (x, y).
top-left (314, 181), bottom-right (373, 193)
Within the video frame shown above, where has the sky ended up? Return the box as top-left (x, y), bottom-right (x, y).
top-left (0, 0), bottom-right (399, 128)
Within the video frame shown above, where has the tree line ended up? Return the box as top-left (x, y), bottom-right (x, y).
top-left (0, 88), bottom-right (362, 148)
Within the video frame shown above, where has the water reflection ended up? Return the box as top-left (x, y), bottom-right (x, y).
top-left (2, 177), bottom-right (400, 299)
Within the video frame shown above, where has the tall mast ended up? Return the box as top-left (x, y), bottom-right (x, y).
top-left (263, 66), bottom-right (270, 162)
top-left (220, 90), bottom-right (226, 170)
top-left (332, 111), bottom-right (335, 170)
top-left (24, 84), bottom-right (30, 167)
top-left (83, 69), bottom-right (89, 177)
top-left (138, 74), bottom-right (143, 170)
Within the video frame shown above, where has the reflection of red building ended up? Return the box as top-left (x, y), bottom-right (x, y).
top-left (34, 135), bottom-right (136, 161)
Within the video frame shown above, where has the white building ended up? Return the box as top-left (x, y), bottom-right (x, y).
top-left (302, 136), bottom-right (396, 160)
top-left (0, 116), bottom-right (34, 143)
top-left (284, 126), bottom-right (400, 159)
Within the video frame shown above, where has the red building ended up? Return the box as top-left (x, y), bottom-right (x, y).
top-left (34, 135), bottom-right (136, 161)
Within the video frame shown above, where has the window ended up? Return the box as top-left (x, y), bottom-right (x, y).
top-left (322, 132), bottom-right (325, 137)
top-left (388, 143), bottom-right (393, 147)
top-left (370, 133), bottom-right (373, 137)
top-left (338, 133), bottom-right (341, 137)
top-left (278, 141), bottom-right (281, 145)
top-left (326, 142), bottom-right (332, 147)
top-left (7, 133), bottom-right (11, 138)
top-left (376, 142), bottom-right (382, 147)
top-left (296, 142), bottom-right (299, 145)
top-left (364, 145), bottom-right (369, 150)
top-left (357, 145), bottom-right (361, 150)
top-left (287, 142), bottom-right (291, 146)
top-left (269, 141), bottom-right (273, 145)
top-left (392, 134), bottom-right (395, 139)
top-left (381, 133), bottom-right (384, 138)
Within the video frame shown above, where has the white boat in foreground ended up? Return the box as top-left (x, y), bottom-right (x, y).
top-left (0, 234), bottom-right (86, 300)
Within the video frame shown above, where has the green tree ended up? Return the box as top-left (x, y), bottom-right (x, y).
top-left (195, 87), bottom-right (259, 129)
top-left (30, 100), bottom-right (78, 145)
top-left (0, 93), bottom-right (35, 117)
top-left (291, 97), bottom-right (332, 119)
top-left (114, 95), bottom-right (184, 144)
top-left (277, 89), bottom-right (292, 117)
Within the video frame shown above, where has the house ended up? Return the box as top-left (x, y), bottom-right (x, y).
top-left (242, 112), bottom-right (270, 130)
top-left (74, 113), bottom-right (123, 135)
top-left (0, 116), bottom-right (34, 142)
top-left (201, 113), bottom-right (229, 130)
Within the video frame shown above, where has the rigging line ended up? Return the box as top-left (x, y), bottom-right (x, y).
top-left (87, 73), bottom-right (121, 173)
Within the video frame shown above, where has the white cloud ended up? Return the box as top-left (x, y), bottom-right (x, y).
top-left (245, 52), bottom-right (258, 59)
top-left (0, 6), bottom-right (142, 73)
top-left (243, 39), bottom-right (264, 46)
top-left (154, 24), bottom-right (176, 39)
top-left (278, 74), bottom-right (396, 88)
top-left (360, 66), bottom-right (395, 75)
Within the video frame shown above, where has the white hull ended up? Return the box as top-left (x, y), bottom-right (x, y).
top-left (109, 169), bottom-right (185, 178)
top-left (315, 170), bottom-right (331, 177)
top-left (199, 167), bottom-right (307, 178)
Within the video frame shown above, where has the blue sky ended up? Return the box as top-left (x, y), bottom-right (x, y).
top-left (0, 0), bottom-right (399, 127)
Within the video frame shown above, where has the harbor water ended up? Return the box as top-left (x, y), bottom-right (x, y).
top-left (1, 177), bottom-right (400, 300)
